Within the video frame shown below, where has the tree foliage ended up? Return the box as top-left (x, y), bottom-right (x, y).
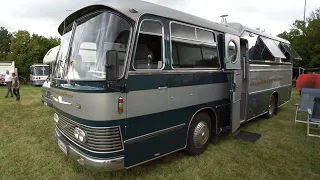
top-left (278, 8), bottom-right (320, 68)
top-left (0, 27), bottom-right (12, 61)
top-left (3, 30), bottom-right (60, 78)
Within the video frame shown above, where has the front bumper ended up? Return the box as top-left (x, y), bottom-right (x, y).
top-left (31, 80), bottom-right (45, 86)
top-left (41, 95), bottom-right (53, 108)
top-left (55, 127), bottom-right (125, 171)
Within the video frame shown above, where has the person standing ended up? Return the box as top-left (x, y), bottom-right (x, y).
top-left (4, 70), bottom-right (13, 98)
top-left (12, 72), bottom-right (20, 101)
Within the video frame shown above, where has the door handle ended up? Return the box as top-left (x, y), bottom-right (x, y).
top-left (158, 86), bottom-right (168, 90)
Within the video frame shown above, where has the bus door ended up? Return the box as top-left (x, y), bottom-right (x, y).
top-left (224, 33), bottom-right (242, 133)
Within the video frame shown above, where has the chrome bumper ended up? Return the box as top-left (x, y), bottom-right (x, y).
top-left (55, 127), bottom-right (125, 171)
top-left (41, 95), bottom-right (53, 108)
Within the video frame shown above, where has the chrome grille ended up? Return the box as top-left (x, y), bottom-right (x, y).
top-left (56, 112), bottom-right (123, 152)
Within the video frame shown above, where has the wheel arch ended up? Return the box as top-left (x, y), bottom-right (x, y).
top-left (184, 107), bottom-right (218, 148)
top-left (270, 91), bottom-right (279, 114)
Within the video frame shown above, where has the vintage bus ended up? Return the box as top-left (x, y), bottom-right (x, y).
top-left (30, 64), bottom-right (50, 86)
top-left (51, 0), bottom-right (299, 171)
top-left (41, 45), bottom-right (60, 107)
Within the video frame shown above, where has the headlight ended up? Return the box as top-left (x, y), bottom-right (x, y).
top-left (74, 127), bottom-right (87, 143)
top-left (54, 113), bottom-right (59, 123)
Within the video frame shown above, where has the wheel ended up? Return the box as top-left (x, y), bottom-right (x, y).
top-left (266, 94), bottom-right (277, 118)
top-left (186, 112), bottom-right (212, 156)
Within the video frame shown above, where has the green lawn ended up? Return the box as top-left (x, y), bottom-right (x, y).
top-left (0, 85), bottom-right (319, 180)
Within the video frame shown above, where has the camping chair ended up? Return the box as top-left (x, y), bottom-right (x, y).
top-left (307, 97), bottom-right (320, 138)
top-left (295, 88), bottom-right (320, 123)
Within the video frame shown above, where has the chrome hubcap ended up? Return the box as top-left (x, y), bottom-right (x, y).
top-left (193, 121), bottom-right (210, 148)
top-left (269, 96), bottom-right (275, 115)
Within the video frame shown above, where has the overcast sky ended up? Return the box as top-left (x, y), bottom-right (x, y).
top-left (0, 0), bottom-right (319, 38)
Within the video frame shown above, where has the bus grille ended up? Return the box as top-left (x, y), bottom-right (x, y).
top-left (55, 112), bottom-right (123, 152)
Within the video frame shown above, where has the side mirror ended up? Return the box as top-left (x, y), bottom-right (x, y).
top-left (105, 50), bottom-right (119, 82)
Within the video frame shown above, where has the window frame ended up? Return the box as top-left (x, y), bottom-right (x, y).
top-left (169, 20), bottom-right (220, 70)
top-left (259, 36), bottom-right (286, 60)
top-left (132, 18), bottom-right (165, 71)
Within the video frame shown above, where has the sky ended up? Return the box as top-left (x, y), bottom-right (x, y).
top-left (0, 0), bottom-right (319, 38)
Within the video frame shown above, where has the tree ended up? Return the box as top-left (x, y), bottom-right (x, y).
top-left (0, 27), bottom-right (12, 61)
top-left (278, 8), bottom-right (320, 68)
top-left (8, 30), bottom-right (60, 79)
top-left (8, 30), bottom-right (31, 78)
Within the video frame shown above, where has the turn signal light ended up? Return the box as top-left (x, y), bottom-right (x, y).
top-left (118, 97), bottom-right (123, 114)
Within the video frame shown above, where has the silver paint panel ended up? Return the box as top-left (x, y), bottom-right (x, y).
top-left (52, 88), bottom-right (127, 121)
top-left (248, 64), bottom-right (292, 93)
top-left (52, 83), bottom-right (230, 121)
top-left (127, 87), bottom-right (168, 118)
top-left (231, 70), bottom-right (242, 133)
top-left (168, 83), bottom-right (229, 110)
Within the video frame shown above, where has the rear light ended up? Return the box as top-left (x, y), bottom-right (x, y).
top-left (118, 97), bottom-right (123, 114)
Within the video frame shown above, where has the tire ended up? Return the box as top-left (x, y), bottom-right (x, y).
top-left (185, 112), bottom-right (212, 156)
top-left (266, 94), bottom-right (277, 119)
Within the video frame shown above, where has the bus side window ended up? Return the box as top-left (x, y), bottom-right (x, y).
top-left (134, 20), bottom-right (163, 70)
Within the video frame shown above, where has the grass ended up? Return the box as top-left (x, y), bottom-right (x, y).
top-left (0, 85), bottom-right (319, 180)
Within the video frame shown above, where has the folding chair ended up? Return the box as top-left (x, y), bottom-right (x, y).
top-left (295, 88), bottom-right (320, 124)
top-left (307, 97), bottom-right (320, 138)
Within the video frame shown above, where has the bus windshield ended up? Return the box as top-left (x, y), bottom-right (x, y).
top-left (59, 11), bottom-right (131, 81)
top-left (54, 31), bottom-right (72, 79)
top-left (32, 66), bottom-right (50, 76)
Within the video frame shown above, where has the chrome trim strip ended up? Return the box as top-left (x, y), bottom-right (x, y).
top-left (124, 123), bottom-right (185, 144)
top-left (250, 69), bottom-right (292, 72)
top-left (126, 147), bottom-right (185, 169)
top-left (128, 69), bottom-right (222, 75)
top-left (249, 84), bottom-right (292, 95)
top-left (250, 64), bottom-right (270, 67)
top-left (246, 111), bottom-right (268, 122)
top-left (216, 103), bottom-right (230, 109)
top-left (278, 99), bottom-right (291, 107)
top-left (56, 125), bottom-right (124, 154)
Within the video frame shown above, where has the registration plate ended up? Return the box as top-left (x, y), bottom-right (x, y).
top-left (57, 139), bottom-right (67, 155)
top-left (44, 102), bottom-right (47, 106)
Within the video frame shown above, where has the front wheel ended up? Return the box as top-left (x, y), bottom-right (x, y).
top-left (185, 112), bottom-right (212, 156)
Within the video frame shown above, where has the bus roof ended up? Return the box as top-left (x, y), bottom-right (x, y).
top-left (31, 64), bottom-right (49, 67)
top-left (58, 0), bottom-right (239, 36)
top-left (226, 22), bottom-right (290, 44)
top-left (43, 45), bottom-right (60, 64)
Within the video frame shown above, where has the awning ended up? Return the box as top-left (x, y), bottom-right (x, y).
top-left (280, 43), bottom-right (302, 60)
top-left (259, 36), bottom-right (286, 59)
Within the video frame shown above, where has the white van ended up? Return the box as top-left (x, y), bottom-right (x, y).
top-left (41, 45), bottom-right (60, 107)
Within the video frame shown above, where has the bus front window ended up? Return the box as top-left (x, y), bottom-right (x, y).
top-left (33, 66), bottom-right (50, 76)
top-left (64, 11), bottom-right (131, 80)
top-left (54, 31), bottom-right (72, 79)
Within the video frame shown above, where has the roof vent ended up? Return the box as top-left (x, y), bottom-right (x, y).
top-left (220, 15), bottom-right (228, 25)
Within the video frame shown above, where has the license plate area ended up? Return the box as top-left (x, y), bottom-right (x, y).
top-left (57, 138), bottom-right (68, 155)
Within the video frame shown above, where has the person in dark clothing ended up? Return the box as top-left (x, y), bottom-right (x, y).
top-left (11, 72), bottom-right (20, 101)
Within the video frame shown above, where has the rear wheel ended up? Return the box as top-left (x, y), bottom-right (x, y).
top-left (266, 94), bottom-right (277, 118)
top-left (186, 112), bottom-right (212, 156)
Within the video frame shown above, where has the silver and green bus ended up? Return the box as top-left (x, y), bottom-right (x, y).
top-left (51, 0), bottom-right (299, 171)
